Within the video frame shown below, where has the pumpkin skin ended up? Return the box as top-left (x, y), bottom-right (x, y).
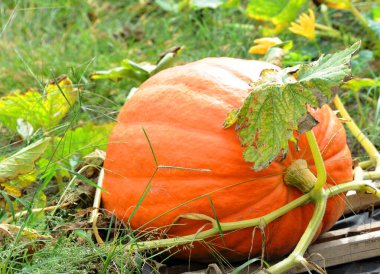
top-left (102, 58), bottom-right (353, 262)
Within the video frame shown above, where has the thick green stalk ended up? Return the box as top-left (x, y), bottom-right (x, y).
top-left (267, 196), bottom-right (327, 273)
top-left (306, 131), bottom-right (327, 195)
top-left (334, 95), bottom-right (380, 170)
top-left (327, 180), bottom-right (380, 198)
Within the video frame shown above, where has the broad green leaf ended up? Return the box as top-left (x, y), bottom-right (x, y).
top-left (0, 138), bottom-right (50, 183)
top-left (228, 42), bottom-right (360, 171)
top-left (0, 76), bottom-right (78, 132)
top-left (246, 0), bottom-right (308, 34)
top-left (296, 41), bottom-right (361, 99)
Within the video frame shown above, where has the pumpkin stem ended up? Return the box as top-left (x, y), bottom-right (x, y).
top-left (284, 159), bottom-right (316, 193)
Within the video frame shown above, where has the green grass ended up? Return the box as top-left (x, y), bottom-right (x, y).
top-left (0, 0), bottom-right (379, 272)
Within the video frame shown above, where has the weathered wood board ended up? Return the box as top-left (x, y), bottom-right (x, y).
top-left (291, 221), bottom-right (380, 273)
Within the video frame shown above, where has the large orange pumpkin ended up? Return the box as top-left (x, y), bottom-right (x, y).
top-left (102, 58), bottom-right (352, 262)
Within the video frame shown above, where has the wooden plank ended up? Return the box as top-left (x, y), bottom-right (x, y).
top-left (174, 222), bottom-right (380, 274)
top-left (291, 223), bottom-right (380, 273)
top-left (344, 192), bottom-right (380, 215)
top-left (316, 221), bottom-right (380, 243)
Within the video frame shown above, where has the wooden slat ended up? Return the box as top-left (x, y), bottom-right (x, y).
top-left (291, 221), bottom-right (380, 273)
top-left (316, 221), bottom-right (380, 243)
top-left (345, 193), bottom-right (380, 214)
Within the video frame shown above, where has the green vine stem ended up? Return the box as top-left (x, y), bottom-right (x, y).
top-left (334, 95), bottom-right (380, 172)
top-left (123, 178), bottom-right (379, 257)
top-left (125, 194), bottom-right (311, 251)
top-left (266, 130), bottom-right (327, 273)
top-left (267, 197), bottom-right (327, 273)
top-left (306, 131), bottom-right (327, 195)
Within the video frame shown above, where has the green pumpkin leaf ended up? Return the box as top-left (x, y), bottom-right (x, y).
top-left (229, 42), bottom-right (360, 171)
top-left (245, 0), bottom-right (308, 34)
top-left (0, 138), bottom-right (50, 184)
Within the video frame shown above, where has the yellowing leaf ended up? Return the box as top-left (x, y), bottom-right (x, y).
top-left (0, 138), bottom-right (50, 183)
top-left (0, 76), bottom-right (78, 132)
top-left (1, 172), bottom-right (36, 197)
top-left (45, 76), bottom-right (78, 124)
top-left (246, 0), bottom-right (308, 34)
top-left (0, 224), bottom-right (52, 240)
top-left (289, 9), bottom-right (316, 41)
top-left (0, 224), bottom-right (52, 254)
